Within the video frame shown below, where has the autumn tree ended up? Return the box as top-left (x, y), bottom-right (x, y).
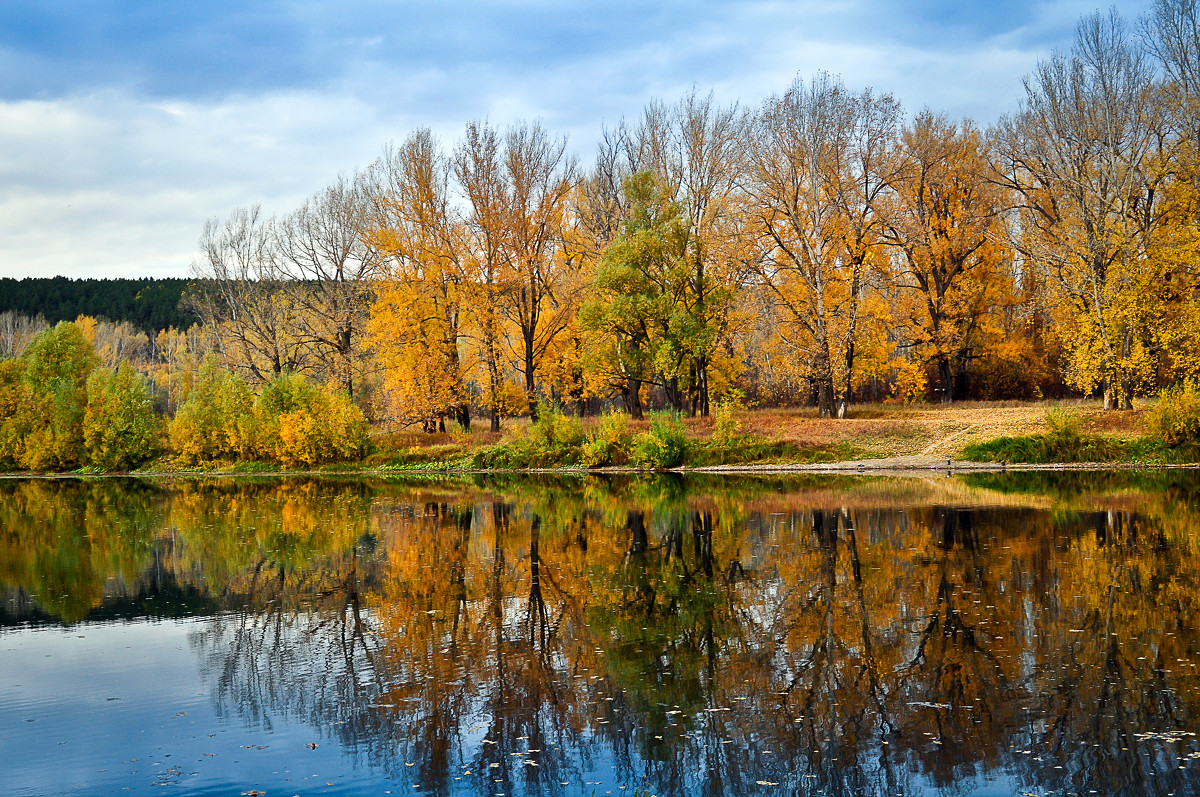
top-left (368, 130), bottom-right (475, 431)
top-left (744, 73), bottom-right (901, 417)
top-left (884, 112), bottom-right (1011, 402)
top-left (993, 10), bottom-right (1163, 408)
top-left (188, 205), bottom-right (309, 384)
top-left (1142, 0), bottom-right (1200, 380)
top-left (455, 121), bottom-right (516, 432)
top-left (497, 121), bottom-right (578, 419)
top-left (275, 173), bottom-right (382, 398)
top-left (82, 362), bottom-right (161, 470)
top-left (580, 171), bottom-right (692, 418)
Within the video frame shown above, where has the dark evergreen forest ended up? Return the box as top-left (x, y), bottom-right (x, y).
top-left (0, 277), bottom-right (197, 333)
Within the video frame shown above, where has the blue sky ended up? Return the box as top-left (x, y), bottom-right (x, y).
top-left (0, 0), bottom-right (1151, 279)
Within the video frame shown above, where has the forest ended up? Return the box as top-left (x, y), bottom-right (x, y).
top-left (3, 1), bottom-right (1200, 471)
top-left (0, 277), bottom-right (196, 334)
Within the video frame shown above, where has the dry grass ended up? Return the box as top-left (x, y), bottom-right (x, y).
top-left (370, 399), bottom-right (1155, 462)
top-left (722, 400), bottom-right (1151, 458)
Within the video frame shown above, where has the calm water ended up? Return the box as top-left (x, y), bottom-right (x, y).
top-left (3, 472), bottom-right (1200, 796)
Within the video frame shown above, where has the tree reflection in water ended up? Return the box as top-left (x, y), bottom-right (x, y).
top-left (4, 473), bottom-right (1200, 796)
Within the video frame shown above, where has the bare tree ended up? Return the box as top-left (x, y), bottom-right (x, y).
top-left (187, 205), bottom-right (308, 383)
top-left (993, 10), bottom-right (1162, 408)
top-left (275, 172), bottom-right (383, 398)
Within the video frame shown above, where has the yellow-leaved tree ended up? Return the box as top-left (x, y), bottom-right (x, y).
top-left (884, 112), bottom-right (1013, 402)
top-left (744, 73), bottom-right (901, 418)
top-left (993, 10), bottom-right (1164, 408)
top-left (368, 130), bottom-right (476, 432)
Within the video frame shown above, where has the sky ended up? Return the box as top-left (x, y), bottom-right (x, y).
top-left (0, 0), bottom-right (1153, 280)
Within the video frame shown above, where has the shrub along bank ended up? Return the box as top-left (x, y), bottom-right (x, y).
top-left (961, 402), bottom-right (1200, 464)
top-left (0, 321), bottom-right (368, 472)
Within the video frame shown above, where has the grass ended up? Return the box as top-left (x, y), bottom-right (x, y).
top-left (10, 399), bottom-right (1196, 474)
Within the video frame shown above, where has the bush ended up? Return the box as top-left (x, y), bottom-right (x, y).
top-left (630, 411), bottom-right (690, 469)
top-left (711, 392), bottom-right (743, 447)
top-left (581, 409), bottom-right (631, 466)
top-left (168, 356), bottom-right (256, 464)
top-left (474, 405), bottom-right (585, 468)
top-left (14, 322), bottom-right (97, 470)
top-left (254, 373), bottom-right (368, 467)
top-left (1150, 382), bottom-right (1200, 446)
top-left (83, 363), bottom-right (162, 470)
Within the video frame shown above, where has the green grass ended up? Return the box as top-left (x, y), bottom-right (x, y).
top-left (961, 431), bottom-right (1200, 465)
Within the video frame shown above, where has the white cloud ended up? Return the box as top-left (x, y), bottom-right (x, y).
top-left (0, 0), bottom-right (1154, 279)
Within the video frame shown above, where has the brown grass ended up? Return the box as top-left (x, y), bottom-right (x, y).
top-left (370, 399), bottom-right (1155, 461)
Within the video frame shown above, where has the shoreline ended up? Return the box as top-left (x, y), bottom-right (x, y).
top-left (3, 455), bottom-right (1200, 480)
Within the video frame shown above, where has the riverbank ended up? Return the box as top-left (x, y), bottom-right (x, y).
top-left (2, 398), bottom-right (1192, 477)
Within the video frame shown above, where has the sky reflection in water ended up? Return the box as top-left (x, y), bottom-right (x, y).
top-left (2, 472), bottom-right (1200, 796)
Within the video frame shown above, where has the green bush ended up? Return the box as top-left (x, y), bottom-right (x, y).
top-left (630, 411), bottom-right (690, 469)
top-left (962, 408), bottom-right (1127, 463)
top-left (474, 405), bottom-right (586, 468)
top-left (168, 356), bottom-right (256, 464)
top-left (1150, 382), bottom-right (1200, 446)
top-left (83, 363), bottom-right (162, 470)
top-left (581, 409), bottom-right (631, 467)
top-left (13, 322), bottom-right (97, 471)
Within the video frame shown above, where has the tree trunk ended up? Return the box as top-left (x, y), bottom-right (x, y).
top-left (455, 403), bottom-right (471, 432)
top-left (665, 377), bottom-right (684, 413)
top-left (525, 336), bottom-right (538, 421)
top-left (816, 378), bottom-right (836, 419)
top-left (937, 356), bottom-right (954, 403)
top-left (1103, 380), bottom-right (1118, 411)
top-left (625, 378), bottom-right (644, 420)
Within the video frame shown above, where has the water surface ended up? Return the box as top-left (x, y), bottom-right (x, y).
top-left (3, 472), bottom-right (1200, 796)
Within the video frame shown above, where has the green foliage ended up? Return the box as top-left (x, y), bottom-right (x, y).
top-left (630, 411), bottom-right (690, 469)
top-left (474, 405), bottom-right (586, 468)
top-left (581, 409), bottom-right (632, 466)
top-left (82, 363), bottom-right (162, 470)
top-left (168, 355), bottom-right (256, 465)
top-left (0, 358), bottom-right (28, 469)
top-left (962, 405), bottom-right (1200, 464)
top-left (15, 322), bottom-right (98, 471)
top-left (253, 373), bottom-right (369, 468)
top-left (0, 276), bottom-right (197, 334)
top-left (1149, 382), bottom-right (1200, 446)
top-left (1045, 406), bottom-right (1082, 436)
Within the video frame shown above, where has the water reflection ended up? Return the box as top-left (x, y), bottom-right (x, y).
top-left (3, 473), bottom-right (1200, 796)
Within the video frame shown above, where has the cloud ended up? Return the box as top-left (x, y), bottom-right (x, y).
top-left (0, 0), bottom-right (1153, 279)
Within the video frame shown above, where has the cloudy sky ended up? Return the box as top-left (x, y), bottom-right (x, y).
top-left (0, 0), bottom-right (1151, 280)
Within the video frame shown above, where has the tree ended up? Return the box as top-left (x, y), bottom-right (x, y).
top-left (82, 362), bottom-right (161, 470)
top-left (275, 173), bottom-right (382, 398)
top-left (884, 112), bottom-right (1011, 402)
top-left (993, 10), bottom-right (1163, 408)
top-left (627, 92), bottom-right (743, 416)
top-left (456, 121), bottom-right (515, 432)
top-left (498, 121), bottom-right (578, 419)
top-left (368, 130), bottom-right (475, 432)
top-left (187, 205), bottom-right (309, 384)
top-left (168, 354), bottom-right (256, 464)
top-left (13, 321), bottom-right (98, 470)
top-left (744, 73), bottom-right (901, 417)
top-left (580, 171), bottom-right (691, 419)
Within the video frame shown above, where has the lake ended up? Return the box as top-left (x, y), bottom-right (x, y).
top-left (2, 472), bottom-right (1200, 796)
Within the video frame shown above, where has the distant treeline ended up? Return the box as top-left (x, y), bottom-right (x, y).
top-left (0, 277), bottom-right (197, 334)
